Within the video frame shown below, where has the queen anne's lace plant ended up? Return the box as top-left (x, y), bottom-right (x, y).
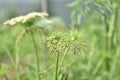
top-left (3, 12), bottom-right (52, 80)
top-left (47, 30), bottom-right (89, 80)
top-left (47, 30), bottom-right (89, 55)
top-left (4, 12), bottom-right (52, 27)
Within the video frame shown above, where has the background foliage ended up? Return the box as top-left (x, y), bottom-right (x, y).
top-left (0, 0), bottom-right (120, 80)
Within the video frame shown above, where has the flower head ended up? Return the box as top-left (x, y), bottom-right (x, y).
top-left (47, 30), bottom-right (89, 55)
top-left (47, 32), bottom-right (71, 54)
top-left (4, 12), bottom-right (49, 26)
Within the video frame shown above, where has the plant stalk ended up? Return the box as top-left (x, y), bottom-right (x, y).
top-left (55, 52), bottom-right (59, 80)
top-left (30, 30), bottom-right (41, 80)
top-left (102, 13), bottom-right (110, 71)
top-left (58, 48), bottom-right (69, 75)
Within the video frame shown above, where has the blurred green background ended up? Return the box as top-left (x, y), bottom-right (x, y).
top-left (0, 0), bottom-right (120, 80)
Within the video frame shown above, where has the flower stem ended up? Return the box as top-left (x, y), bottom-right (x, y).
top-left (55, 52), bottom-right (59, 80)
top-left (30, 30), bottom-right (41, 80)
top-left (58, 48), bottom-right (69, 75)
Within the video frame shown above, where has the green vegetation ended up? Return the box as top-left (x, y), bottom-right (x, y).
top-left (0, 0), bottom-right (120, 80)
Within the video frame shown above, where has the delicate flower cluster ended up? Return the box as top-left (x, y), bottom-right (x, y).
top-left (47, 31), bottom-right (89, 55)
top-left (3, 12), bottom-right (51, 26)
top-left (47, 32), bottom-right (71, 54)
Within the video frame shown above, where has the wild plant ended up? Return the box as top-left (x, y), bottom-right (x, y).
top-left (3, 12), bottom-right (52, 80)
top-left (47, 30), bottom-right (89, 80)
top-left (68, 0), bottom-right (120, 79)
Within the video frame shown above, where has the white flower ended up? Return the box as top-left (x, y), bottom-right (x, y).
top-left (4, 12), bottom-right (49, 26)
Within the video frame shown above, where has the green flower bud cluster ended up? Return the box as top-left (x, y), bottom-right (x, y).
top-left (47, 32), bottom-right (72, 54)
top-left (3, 12), bottom-right (52, 27)
top-left (47, 30), bottom-right (89, 55)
